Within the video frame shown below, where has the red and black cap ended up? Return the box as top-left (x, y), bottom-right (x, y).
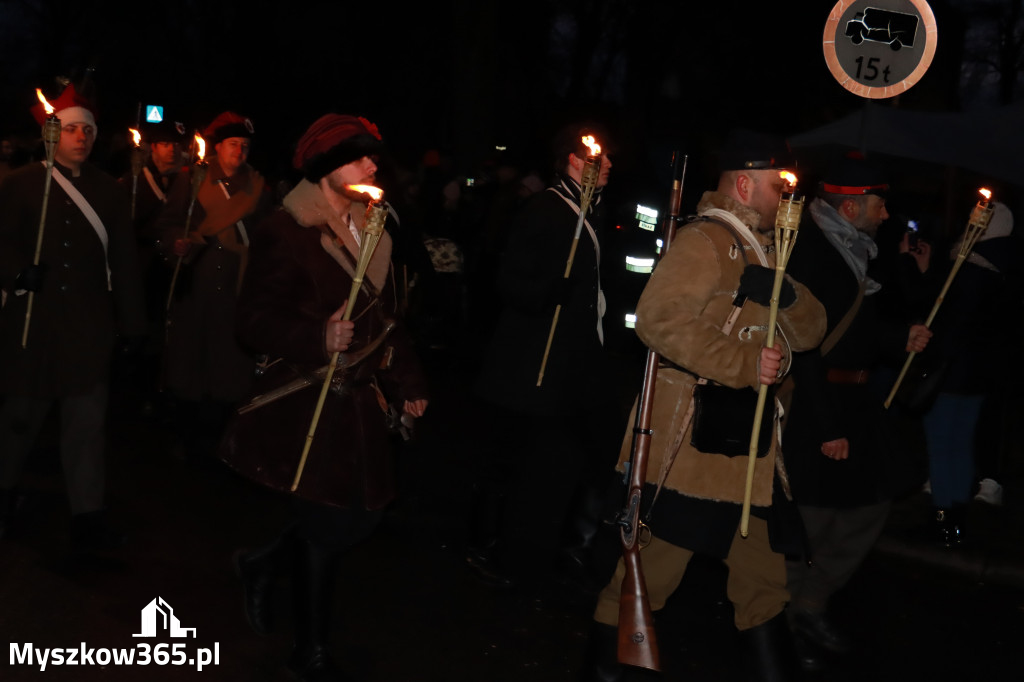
top-left (30, 83), bottom-right (97, 127)
top-left (819, 154), bottom-right (889, 197)
top-left (293, 114), bottom-right (383, 183)
top-left (717, 129), bottom-right (794, 172)
top-left (204, 111), bottom-right (255, 145)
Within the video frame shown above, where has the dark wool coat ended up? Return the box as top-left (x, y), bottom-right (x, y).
top-left (158, 159), bottom-right (270, 402)
top-left (220, 181), bottom-right (428, 510)
top-left (119, 157), bottom-right (184, 245)
top-left (0, 161), bottom-right (146, 397)
top-left (922, 236), bottom-right (1017, 395)
top-left (475, 177), bottom-right (616, 416)
top-left (783, 215), bottom-right (915, 508)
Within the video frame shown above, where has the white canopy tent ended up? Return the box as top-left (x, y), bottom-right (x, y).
top-left (789, 102), bottom-right (1024, 188)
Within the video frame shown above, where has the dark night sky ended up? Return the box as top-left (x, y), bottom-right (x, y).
top-left (0, 0), bottom-right (983, 194)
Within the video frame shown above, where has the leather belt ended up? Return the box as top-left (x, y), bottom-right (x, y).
top-left (826, 368), bottom-right (870, 384)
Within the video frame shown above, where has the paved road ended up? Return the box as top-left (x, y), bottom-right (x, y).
top-left (2, 354), bottom-right (1023, 681)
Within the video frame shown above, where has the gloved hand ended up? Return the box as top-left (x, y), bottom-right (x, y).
top-left (737, 264), bottom-right (795, 308)
top-left (15, 264), bottom-right (47, 292)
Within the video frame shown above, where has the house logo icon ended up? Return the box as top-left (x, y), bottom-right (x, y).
top-left (132, 597), bottom-right (197, 638)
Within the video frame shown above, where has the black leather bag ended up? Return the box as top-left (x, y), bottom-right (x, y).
top-left (690, 383), bottom-right (774, 457)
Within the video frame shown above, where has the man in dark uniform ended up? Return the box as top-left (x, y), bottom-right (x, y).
top-left (220, 114), bottom-right (428, 681)
top-left (122, 120), bottom-right (186, 239)
top-left (782, 155), bottom-right (931, 667)
top-left (580, 131), bottom-right (826, 681)
top-left (470, 122), bottom-right (626, 591)
top-left (0, 84), bottom-right (145, 549)
top-left (158, 111), bottom-right (269, 457)
top-left (118, 120), bottom-right (186, 404)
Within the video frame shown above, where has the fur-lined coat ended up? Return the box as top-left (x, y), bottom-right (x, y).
top-left (623, 191), bottom-right (825, 556)
top-left (219, 180), bottom-right (428, 509)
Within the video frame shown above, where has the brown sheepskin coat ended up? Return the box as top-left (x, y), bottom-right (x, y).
top-left (621, 191), bottom-right (825, 512)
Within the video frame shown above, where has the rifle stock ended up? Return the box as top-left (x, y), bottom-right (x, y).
top-left (616, 152), bottom-right (687, 671)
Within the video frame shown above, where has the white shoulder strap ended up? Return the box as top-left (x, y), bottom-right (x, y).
top-left (142, 166), bottom-right (167, 202)
top-left (547, 185), bottom-right (606, 344)
top-left (48, 164), bottom-right (111, 289)
top-left (218, 180), bottom-right (250, 246)
top-left (700, 208), bottom-right (769, 267)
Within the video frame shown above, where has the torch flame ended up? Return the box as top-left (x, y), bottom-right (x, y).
top-left (780, 171), bottom-right (798, 189)
top-left (129, 128), bottom-right (141, 147)
top-left (194, 134), bottom-right (206, 162)
top-left (581, 135), bottom-right (602, 157)
top-left (35, 89), bottom-right (55, 116)
top-left (348, 184), bottom-right (384, 201)
top-left (979, 188), bottom-right (992, 201)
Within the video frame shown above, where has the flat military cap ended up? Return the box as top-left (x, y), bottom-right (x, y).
top-left (718, 129), bottom-right (794, 172)
top-left (143, 120), bottom-right (185, 144)
top-left (820, 154), bottom-right (889, 197)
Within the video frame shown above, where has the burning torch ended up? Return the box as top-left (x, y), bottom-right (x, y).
top-left (536, 135), bottom-right (603, 386)
top-left (292, 185), bottom-right (389, 491)
top-left (740, 171), bottom-right (804, 539)
top-left (883, 188), bottom-right (996, 409)
top-left (21, 89), bottom-right (63, 349)
top-left (128, 128), bottom-right (143, 221)
top-left (165, 133), bottom-right (208, 312)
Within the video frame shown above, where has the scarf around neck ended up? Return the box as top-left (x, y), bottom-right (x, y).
top-left (809, 197), bottom-right (881, 295)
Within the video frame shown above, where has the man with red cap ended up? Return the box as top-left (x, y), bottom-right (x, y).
top-left (219, 113), bottom-right (428, 681)
top-left (158, 111), bottom-right (269, 459)
top-left (782, 154), bottom-right (932, 670)
top-left (0, 84), bottom-right (145, 550)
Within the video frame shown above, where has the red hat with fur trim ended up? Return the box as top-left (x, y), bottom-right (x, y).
top-left (293, 114), bottom-right (383, 183)
top-left (204, 111), bottom-right (255, 145)
top-left (31, 83), bottom-right (97, 130)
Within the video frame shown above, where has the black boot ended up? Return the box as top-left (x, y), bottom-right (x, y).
top-left (738, 612), bottom-right (799, 682)
top-left (558, 484), bottom-right (608, 593)
top-left (234, 528), bottom-right (294, 635)
top-left (578, 621), bottom-right (625, 682)
top-left (287, 539), bottom-right (352, 682)
top-left (465, 483), bottom-right (515, 589)
top-left (790, 609), bottom-right (854, 655)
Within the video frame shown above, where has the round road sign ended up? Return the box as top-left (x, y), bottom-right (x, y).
top-left (823, 0), bottom-right (938, 99)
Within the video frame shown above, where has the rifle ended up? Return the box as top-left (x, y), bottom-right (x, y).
top-left (616, 151), bottom-right (687, 671)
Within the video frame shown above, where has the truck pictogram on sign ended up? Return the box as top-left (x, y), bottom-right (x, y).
top-left (845, 8), bottom-right (919, 51)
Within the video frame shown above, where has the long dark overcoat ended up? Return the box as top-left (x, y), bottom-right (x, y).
top-left (474, 179), bottom-right (616, 416)
top-left (783, 217), bottom-right (915, 507)
top-left (0, 161), bottom-right (145, 397)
